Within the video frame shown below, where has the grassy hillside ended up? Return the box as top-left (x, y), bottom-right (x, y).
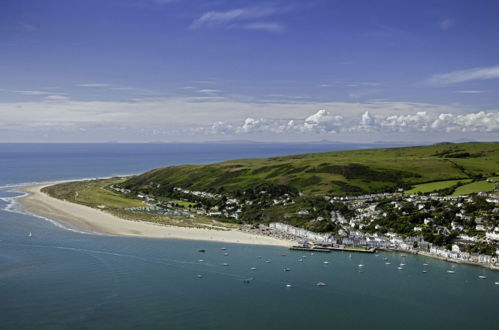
top-left (122, 142), bottom-right (499, 197)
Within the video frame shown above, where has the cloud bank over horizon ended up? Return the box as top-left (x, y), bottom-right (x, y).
top-left (0, 95), bottom-right (497, 142)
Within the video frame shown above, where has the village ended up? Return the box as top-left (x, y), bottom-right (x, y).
top-left (111, 183), bottom-right (499, 269)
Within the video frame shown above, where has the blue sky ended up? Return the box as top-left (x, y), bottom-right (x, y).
top-left (0, 0), bottom-right (498, 142)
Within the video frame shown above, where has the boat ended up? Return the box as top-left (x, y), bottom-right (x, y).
top-left (316, 282), bottom-right (326, 287)
top-left (478, 275), bottom-right (487, 279)
top-left (495, 282), bottom-right (499, 285)
top-left (323, 261), bottom-right (329, 264)
top-left (358, 264), bottom-right (364, 267)
top-left (447, 270), bottom-right (455, 273)
top-left (280, 254), bottom-right (287, 257)
top-left (284, 268), bottom-right (291, 272)
top-left (401, 254), bottom-right (406, 257)
top-left (250, 267), bottom-right (257, 270)
top-left (383, 257), bottom-right (388, 261)
top-left (298, 259), bottom-right (303, 262)
top-left (223, 263), bottom-right (229, 266)
top-left (398, 266), bottom-right (404, 270)
top-left (221, 247), bottom-right (227, 251)
top-left (422, 270), bottom-right (427, 273)
top-left (28, 232), bottom-right (32, 238)
top-left (198, 259), bottom-right (204, 262)
top-left (385, 262), bottom-right (391, 265)
top-left (257, 256), bottom-right (262, 259)
top-left (422, 263), bottom-right (429, 266)
top-left (196, 274), bottom-right (203, 278)
top-left (224, 253), bottom-right (229, 256)
top-left (198, 249), bottom-right (205, 253)
top-left (243, 277), bottom-right (253, 284)
top-left (399, 263), bottom-right (406, 266)
top-left (286, 284), bottom-right (292, 288)
top-left (265, 260), bottom-right (271, 263)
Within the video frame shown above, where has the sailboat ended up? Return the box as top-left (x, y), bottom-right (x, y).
top-left (28, 232), bottom-right (32, 238)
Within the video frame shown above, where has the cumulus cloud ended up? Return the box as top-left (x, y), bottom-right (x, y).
top-left (429, 65), bottom-right (499, 85)
top-left (300, 109), bottom-right (343, 133)
top-left (1, 95), bottom-right (498, 141)
top-left (202, 109), bottom-right (499, 136)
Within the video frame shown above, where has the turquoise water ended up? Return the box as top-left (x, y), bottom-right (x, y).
top-left (0, 143), bottom-right (498, 329)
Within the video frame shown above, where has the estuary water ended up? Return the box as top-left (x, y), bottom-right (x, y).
top-left (0, 143), bottom-right (498, 330)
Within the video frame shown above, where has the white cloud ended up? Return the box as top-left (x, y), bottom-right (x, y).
top-left (440, 18), bottom-right (455, 31)
top-left (45, 95), bottom-right (70, 101)
top-left (431, 112), bottom-right (499, 133)
top-left (300, 109), bottom-right (343, 133)
top-left (457, 90), bottom-right (485, 94)
top-left (241, 22), bottom-right (284, 33)
top-left (190, 7), bottom-right (284, 33)
top-left (198, 89), bottom-right (221, 95)
top-left (16, 90), bottom-right (52, 96)
top-left (77, 83), bottom-right (112, 88)
top-left (191, 7), bottom-right (276, 29)
top-left (429, 65), bottom-right (499, 85)
top-left (1, 96), bottom-right (497, 141)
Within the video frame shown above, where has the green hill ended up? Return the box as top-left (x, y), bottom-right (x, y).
top-left (122, 142), bottom-right (499, 197)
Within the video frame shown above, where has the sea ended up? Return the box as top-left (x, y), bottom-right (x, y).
top-left (0, 143), bottom-right (497, 330)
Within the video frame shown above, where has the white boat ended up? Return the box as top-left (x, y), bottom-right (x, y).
top-left (298, 259), bottom-right (303, 262)
top-left (398, 266), bottom-right (404, 270)
top-left (495, 282), bottom-right (499, 285)
top-left (447, 270), bottom-right (455, 274)
top-left (198, 259), bottom-right (204, 262)
top-left (323, 261), bottom-right (329, 264)
top-left (224, 253), bottom-right (229, 256)
top-left (422, 263), bottom-right (429, 266)
top-left (316, 282), bottom-right (326, 287)
top-left (223, 263), bottom-right (229, 266)
top-left (284, 268), bottom-right (291, 272)
top-left (399, 263), bottom-right (406, 266)
top-left (358, 264), bottom-right (364, 267)
top-left (385, 262), bottom-right (391, 265)
top-left (265, 260), bottom-right (271, 263)
top-left (478, 275), bottom-right (487, 279)
top-left (401, 254), bottom-right (406, 258)
top-left (422, 270), bottom-right (427, 273)
top-left (286, 284), bottom-right (292, 288)
top-left (221, 247), bottom-right (227, 251)
top-left (196, 274), bottom-right (203, 278)
top-left (250, 267), bottom-right (257, 270)
top-left (28, 232), bottom-right (32, 238)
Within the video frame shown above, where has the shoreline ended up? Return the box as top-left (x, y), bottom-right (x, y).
top-left (17, 182), bottom-right (294, 247)
top-left (378, 248), bottom-right (499, 272)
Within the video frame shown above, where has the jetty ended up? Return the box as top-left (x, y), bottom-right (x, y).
top-left (289, 245), bottom-right (331, 253)
top-left (290, 244), bottom-right (376, 254)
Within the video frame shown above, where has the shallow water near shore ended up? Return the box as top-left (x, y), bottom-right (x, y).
top-left (1, 143), bottom-right (498, 330)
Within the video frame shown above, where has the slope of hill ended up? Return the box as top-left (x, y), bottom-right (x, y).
top-left (122, 142), bottom-right (499, 197)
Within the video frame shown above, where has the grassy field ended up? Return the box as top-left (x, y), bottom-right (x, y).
top-left (452, 181), bottom-right (497, 196)
top-left (405, 179), bottom-right (472, 194)
top-left (123, 142), bottom-right (499, 196)
top-left (42, 178), bottom-right (237, 230)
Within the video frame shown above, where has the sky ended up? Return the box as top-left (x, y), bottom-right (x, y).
top-left (1, 0), bottom-right (498, 143)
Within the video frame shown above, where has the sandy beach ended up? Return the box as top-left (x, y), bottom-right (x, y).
top-left (18, 183), bottom-right (293, 247)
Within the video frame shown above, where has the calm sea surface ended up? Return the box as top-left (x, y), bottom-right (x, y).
top-left (0, 143), bottom-right (497, 330)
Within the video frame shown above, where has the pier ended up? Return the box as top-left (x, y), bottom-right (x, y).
top-left (289, 245), bottom-right (376, 253)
